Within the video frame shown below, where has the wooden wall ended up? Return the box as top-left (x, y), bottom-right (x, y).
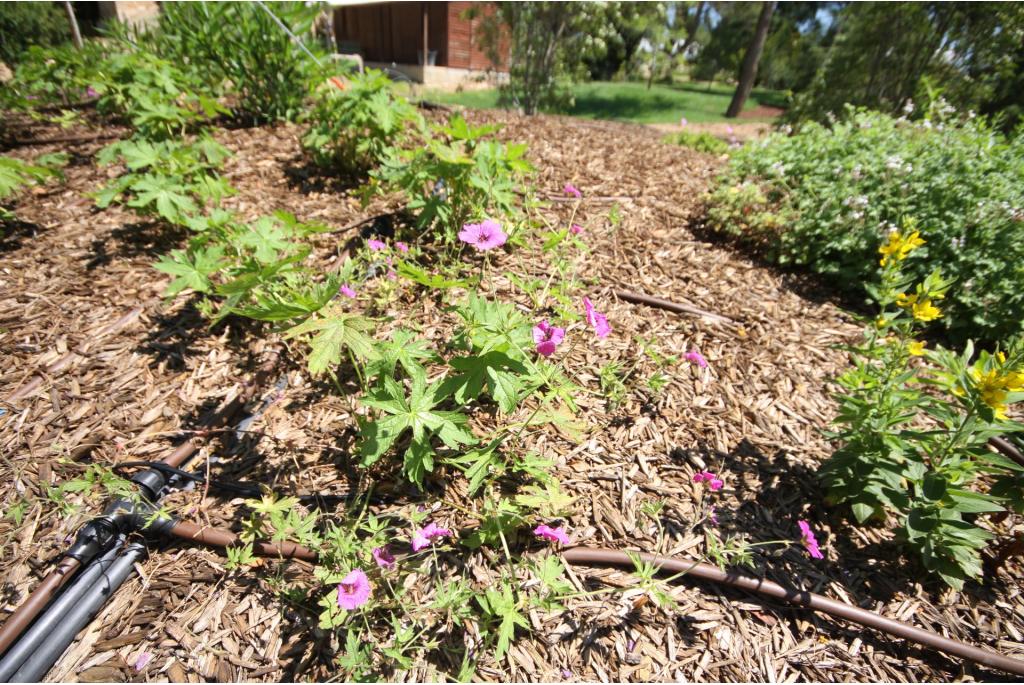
top-left (335, 2), bottom-right (508, 71)
top-left (335, 2), bottom-right (448, 66)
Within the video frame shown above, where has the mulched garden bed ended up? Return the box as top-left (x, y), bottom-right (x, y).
top-left (1, 109), bottom-right (1022, 683)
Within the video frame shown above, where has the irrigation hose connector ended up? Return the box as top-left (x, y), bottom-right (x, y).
top-left (63, 468), bottom-right (176, 566)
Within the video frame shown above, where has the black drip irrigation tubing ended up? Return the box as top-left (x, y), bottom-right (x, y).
top-left (0, 369), bottom-right (284, 681)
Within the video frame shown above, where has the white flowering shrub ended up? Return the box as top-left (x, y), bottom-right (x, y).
top-left (705, 104), bottom-right (1024, 346)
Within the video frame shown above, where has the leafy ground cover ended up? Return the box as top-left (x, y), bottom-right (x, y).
top-left (422, 80), bottom-right (785, 125)
top-left (2, 102), bottom-right (1022, 681)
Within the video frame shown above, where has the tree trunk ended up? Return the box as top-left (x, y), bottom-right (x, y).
top-left (725, 1), bottom-right (776, 118)
top-left (680, 1), bottom-right (707, 55)
top-left (63, 1), bottom-right (83, 50)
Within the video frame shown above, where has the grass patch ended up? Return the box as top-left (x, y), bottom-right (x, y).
top-left (420, 80), bottom-right (786, 125)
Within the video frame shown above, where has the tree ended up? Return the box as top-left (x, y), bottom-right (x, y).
top-left (582, 3), bottom-right (663, 81)
top-left (475, 2), bottom-right (614, 115)
top-left (725, 1), bottom-right (777, 117)
top-left (679, 1), bottom-right (708, 55)
top-left (787, 2), bottom-right (1024, 129)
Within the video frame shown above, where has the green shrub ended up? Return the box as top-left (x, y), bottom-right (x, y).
top-left (153, 1), bottom-right (331, 122)
top-left (302, 69), bottom-right (424, 176)
top-left (373, 115), bottom-right (533, 242)
top-left (1, 153), bottom-right (66, 221)
top-left (0, 1), bottom-right (69, 66)
top-left (92, 50), bottom-right (225, 140)
top-left (706, 105), bottom-right (1024, 346)
top-left (664, 130), bottom-right (729, 155)
top-left (3, 43), bottom-right (107, 108)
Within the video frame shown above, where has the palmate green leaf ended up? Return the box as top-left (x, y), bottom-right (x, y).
top-left (215, 251), bottom-right (308, 297)
top-left (457, 293), bottom-right (533, 358)
top-left (446, 439), bottom-right (504, 495)
top-left (0, 156), bottom-right (59, 200)
top-left (235, 215), bottom-right (297, 263)
top-left (444, 352), bottom-right (525, 413)
top-left (128, 174), bottom-right (198, 224)
top-left (365, 329), bottom-right (437, 380)
top-left (117, 140), bottom-right (163, 170)
top-left (284, 308), bottom-right (379, 377)
top-left (404, 437), bottom-right (435, 487)
top-left (515, 480), bottom-right (574, 518)
top-left (153, 245), bottom-right (226, 296)
top-left (477, 585), bottom-right (528, 661)
top-left (358, 367), bottom-right (476, 484)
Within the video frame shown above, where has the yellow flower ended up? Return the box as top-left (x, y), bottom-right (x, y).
top-left (907, 340), bottom-right (926, 356)
top-left (1006, 371), bottom-right (1024, 392)
top-left (895, 292), bottom-right (917, 309)
top-left (996, 351), bottom-right (1007, 364)
top-left (878, 230), bottom-right (925, 266)
top-left (911, 299), bottom-right (941, 322)
top-left (971, 368), bottom-right (1010, 419)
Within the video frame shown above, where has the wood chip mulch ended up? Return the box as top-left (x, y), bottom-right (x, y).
top-left (1, 109), bottom-right (1022, 683)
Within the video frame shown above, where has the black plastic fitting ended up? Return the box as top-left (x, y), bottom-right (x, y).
top-left (63, 475), bottom-right (176, 565)
top-left (63, 517), bottom-right (119, 564)
top-left (128, 467), bottom-right (167, 501)
top-left (101, 497), bottom-right (176, 538)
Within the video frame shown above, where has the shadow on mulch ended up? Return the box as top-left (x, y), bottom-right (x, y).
top-left (687, 217), bottom-right (874, 318)
top-left (86, 219), bottom-right (189, 270)
top-left (135, 297), bottom-right (262, 372)
top-left (671, 438), bottom-right (1018, 612)
top-left (0, 218), bottom-right (45, 254)
top-left (282, 156), bottom-right (367, 195)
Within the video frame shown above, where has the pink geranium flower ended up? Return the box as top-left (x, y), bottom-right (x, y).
top-left (337, 569), bottom-right (372, 610)
top-left (395, 241), bottom-right (410, 253)
top-left (570, 224), bottom-right (583, 235)
top-left (339, 284), bottom-right (357, 298)
top-left (372, 545), bottom-right (396, 569)
top-left (798, 520), bottom-right (824, 559)
top-left (533, 320), bottom-right (565, 357)
top-left (367, 238), bottom-right (387, 251)
top-left (564, 183), bottom-right (582, 199)
top-left (458, 219), bottom-right (507, 251)
top-left (411, 522), bottom-right (452, 552)
top-left (86, 85), bottom-right (99, 99)
top-left (534, 524), bottom-right (571, 545)
top-left (582, 297), bottom-right (611, 338)
top-left (685, 349), bottom-right (708, 368)
top-left (680, 116), bottom-right (688, 127)
top-left (693, 471), bottom-right (723, 490)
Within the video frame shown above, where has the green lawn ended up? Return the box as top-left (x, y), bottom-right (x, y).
top-left (420, 80), bottom-right (787, 125)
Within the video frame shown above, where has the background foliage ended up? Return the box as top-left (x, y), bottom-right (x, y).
top-left (705, 105), bottom-right (1024, 347)
top-left (0, 1), bottom-right (69, 67)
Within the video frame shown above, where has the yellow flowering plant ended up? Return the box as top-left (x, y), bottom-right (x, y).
top-left (822, 222), bottom-right (1024, 590)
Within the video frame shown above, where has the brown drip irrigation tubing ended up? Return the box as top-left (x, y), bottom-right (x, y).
top-left (6, 131), bottom-right (123, 148)
top-left (153, 536), bottom-right (1024, 676)
top-left (614, 289), bottom-right (738, 327)
top-left (6, 304), bottom-right (145, 404)
top-left (562, 546), bottom-right (1024, 677)
top-left (169, 521), bottom-right (319, 563)
top-left (0, 557), bottom-right (80, 656)
top-left (989, 436), bottom-right (1024, 469)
